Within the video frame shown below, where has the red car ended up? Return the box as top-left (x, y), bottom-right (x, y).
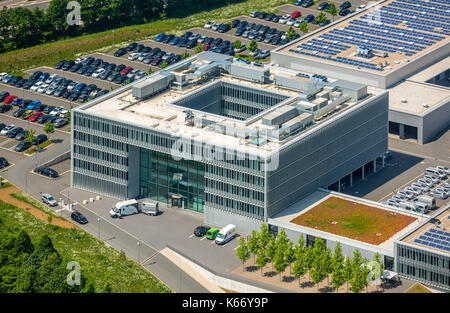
top-left (29, 112), bottom-right (43, 122)
top-left (3, 95), bottom-right (18, 103)
top-left (120, 66), bottom-right (133, 75)
top-left (291, 11), bottom-right (302, 18)
top-left (204, 44), bottom-right (211, 51)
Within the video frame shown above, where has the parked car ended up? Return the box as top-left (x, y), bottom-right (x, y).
top-left (0, 104), bottom-right (12, 113)
top-left (7, 127), bottom-right (23, 138)
top-left (194, 225), bottom-right (211, 237)
top-left (3, 95), bottom-right (18, 103)
top-left (71, 211), bottom-right (88, 224)
top-left (204, 21), bottom-right (215, 29)
top-left (32, 134), bottom-right (48, 145)
top-left (21, 110), bottom-right (34, 120)
top-left (340, 1), bottom-right (352, 9)
top-left (29, 112), bottom-right (44, 122)
top-left (15, 140), bottom-right (32, 152)
top-left (42, 193), bottom-right (58, 207)
top-left (54, 118), bottom-right (69, 128)
top-left (430, 190), bottom-right (447, 199)
top-left (205, 228), bottom-right (220, 240)
top-left (36, 167), bottom-right (58, 178)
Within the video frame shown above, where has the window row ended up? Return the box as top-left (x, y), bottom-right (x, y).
top-left (398, 246), bottom-right (450, 269)
top-left (398, 263), bottom-right (450, 287)
top-left (74, 159), bottom-right (128, 180)
top-left (221, 85), bottom-right (284, 106)
top-left (206, 193), bottom-right (264, 218)
top-left (74, 131), bottom-right (128, 152)
top-left (206, 164), bottom-right (264, 186)
top-left (74, 145), bottom-right (128, 166)
top-left (205, 178), bottom-right (264, 201)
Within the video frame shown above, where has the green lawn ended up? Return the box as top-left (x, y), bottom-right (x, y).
top-left (0, 198), bottom-right (171, 293)
top-left (406, 283), bottom-right (432, 293)
top-left (24, 140), bottom-right (53, 155)
top-left (0, 0), bottom-right (292, 75)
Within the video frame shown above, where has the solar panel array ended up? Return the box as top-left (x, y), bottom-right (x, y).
top-left (414, 228), bottom-right (450, 252)
top-left (287, 0), bottom-right (449, 71)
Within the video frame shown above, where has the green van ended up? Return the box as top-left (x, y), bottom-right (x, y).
top-left (206, 228), bottom-right (220, 240)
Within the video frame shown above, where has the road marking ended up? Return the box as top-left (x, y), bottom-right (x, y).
top-left (188, 234), bottom-right (194, 238)
top-left (222, 242), bottom-right (229, 248)
top-left (200, 236), bottom-right (206, 241)
top-left (389, 148), bottom-right (450, 165)
top-left (211, 240), bottom-right (215, 245)
top-left (233, 246), bottom-right (240, 251)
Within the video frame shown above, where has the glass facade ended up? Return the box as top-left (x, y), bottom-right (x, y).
top-left (139, 148), bottom-right (205, 213)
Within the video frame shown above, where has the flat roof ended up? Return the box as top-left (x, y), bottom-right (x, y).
top-left (402, 206), bottom-right (450, 255)
top-left (277, 0), bottom-right (450, 73)
top-left (407, 55), bottom-right (450, 83)
top-left (271, 190), bottom-right (420, 251)
top-left (388, 80), bottom-right (449, 114)
top-left (82, 54), bottom-right (380, 156)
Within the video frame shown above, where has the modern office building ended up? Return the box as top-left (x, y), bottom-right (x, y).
top-left (395, 205), bottom-right (450, 291)
top-left (270, 0), bottom-right (450, 144)
top-left (71, 52), bottom-right (388, 233)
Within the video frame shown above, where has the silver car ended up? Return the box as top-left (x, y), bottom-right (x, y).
top-left (424, 174), bottom-right (440, 184)
top-left (430, 190), bottom-right (447, 199)
top-left (418, 178), bottom-right (434, 188)
top-left (436, 165), bottom-right (450, 175)
top-left (405, 186), bottom-right (422, 196)
top-left (411, 182), bottom-right (430, 192)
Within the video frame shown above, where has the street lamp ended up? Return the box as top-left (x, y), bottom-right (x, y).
top-left (97, 216), bottom-right (101, 239)
top-left (137, 240), bottom-right (141, 264)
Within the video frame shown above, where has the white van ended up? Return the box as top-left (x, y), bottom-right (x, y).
top-left (215, 224), bottom-right (237, 245)
top-left (110, 199), bottom-right (139, 218)
top-left (425, 167), bottom-right (447, 180)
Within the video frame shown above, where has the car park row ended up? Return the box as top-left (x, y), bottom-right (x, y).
top-left (114, 41), bottom-right (183, 67)
top-left (381, 166), bottom-right (450, 214)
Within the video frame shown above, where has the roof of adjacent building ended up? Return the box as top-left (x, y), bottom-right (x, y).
top-left (400, 205), bottom-right (450, 255)
top-left (276, 0), bottom-right (450, 73)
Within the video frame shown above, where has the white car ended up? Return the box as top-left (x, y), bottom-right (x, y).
top-left (67, 81), bottom-right (78, 92)
top-left (204, 21), bottom-right (215, 29)
top-left (418, 178), bottom-right (434, 188)
top-left (293, 20), bottom-right (302, 27)
top-left (286, 18), bottom-right (296, 26)
top-left (45, 74), bottom-right (58, 84)
top-left (75, 57), bottom-right (86, 64)
top-left (127, 69), bottom-right (140, 79)
top-left (50, 106), bottom-right (67, 116)
top-left (397, 189), bottom-right (414, 200)
top-left (279, 15), bottom-right (290, 24)
top-left (411, 182), bottom-right (430, 192)
top-left (92, 68), bottom-right (105, 78)
top-left (128, 53), bottom-right (140, 61)
top-left (138, 53), bottom-right (150, 61)
top-left (37, 83), bottom-right (49, 93)
top-left (404, 186), bottom-right (422, 196)
top-left (356, 4), bottom-right (366, 12)
top-left (31, 81), bottom-right (44, 92)
top-left (45, 86), bottom-right (57, 95)
top-left (436, 165), bottom-right (450, 175)
top-left (0, 72), bottom-right (7, 80)
top-left (0, 124), bottom-right (15, 136)
top-left (424, 174), bottom-right (440, 184)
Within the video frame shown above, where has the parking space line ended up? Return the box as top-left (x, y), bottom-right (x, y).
top-left (379, 172), bottom-right (426, 202)
top-left (0, 163), bottom-right (15, 172)
top-left (233, 246), bottom-right (239, 251)
top-left (188, 234), bottom-right (195, 238)
top-left (211, 240), bottom-right (215, 245)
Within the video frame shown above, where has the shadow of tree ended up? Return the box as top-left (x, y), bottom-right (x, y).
top-left (301, 281), bottom-right (315, 288)
top-left (263, 270), bottom-right (278, 278)
top-left (319, 285), bottom-right (335, 293)
top-left (246, 265), bottom-right (258, 272)
top-left (282, 275), bottom-right (295, 283)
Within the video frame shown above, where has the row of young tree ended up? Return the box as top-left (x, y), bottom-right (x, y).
top-left (236, 224), bottom-right (385, 293)
top-left (0, 0), bottom-right (242, 54)
top-left (0, 218), bottom-right (109, 292)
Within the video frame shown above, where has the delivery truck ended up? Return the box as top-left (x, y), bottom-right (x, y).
top-left (215, 224), bottom-right (237, 245)
top-left (110, 199), bottom-right (159, 218)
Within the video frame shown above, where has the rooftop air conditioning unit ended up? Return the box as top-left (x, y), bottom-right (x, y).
top-left (400, 98), bottom-right (407, 103)
top-left (422, 103), bottom-right (429, 108)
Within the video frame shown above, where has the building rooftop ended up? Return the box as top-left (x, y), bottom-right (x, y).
top-left (407, 55), bottom-right (450, 83)
top-left (277, 0), bottom-right (449, 73)
top-left (81, 52), bottom-right (381, 156)
top-left (401, 205), bottom-right (450, 255)
top-left (271, 190), bottom-right (421, 252)
top-left (388, 80), bottom-right (450, 115)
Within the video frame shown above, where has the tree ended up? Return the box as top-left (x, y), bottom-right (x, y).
top-left (323, 247), bottom-right (333, 285)
top-left (44, 122), bottom-right (55, 141)
top-left (299, 21), bottom-right (309, 34)
top-left (194, 43), bottom-right (205, 54)
top-left (25, 128), bottom-right (36, 146)
top-left (160, 61), bottom-right (169, 69)
top-left (181, 51), bottom-right (190, 59)
top-left (328, 4), bottom-right (338, 22)
top-left (247, 230), bottom-right (260, 263)
top-left (286, 26), bottom-right (297, 40)
top-left (292, 252), bottom-right (306, 287)
top-left (236, 237), bottom-right (250, 271)
top-left (248, 39), bottom-right (258, 52)
top-left (370, 252), bottom-right (385, 289)
top-left (273, 248), bottom-right (287, 282)
top-left (13, 230), bottom-right (34, 256)
top-left (258, 223), bottom-right (271, 251)
top-left (232, 40), bottom-right (242, 49)
top-left (65, 105), bottom-right (73, 123)
top-left (147, 67), bottom-right (154, 75)
top-left (303, 245), bottom-right (315, 280)
top-left (331, 242), bottom-right (345, 292)
top-left (266, 235), bottom-right (277, 268)
top-left (316, 12), bottom-right (327, 24)
top-left (255, 248), bottom-right (268, 276)
top-left (350, 263), bottom-right (368, 293)
top-left (343, 256), bottom-right (352, 290)
top-left (284, 239), bottom-right (295, 274)
top-left (310, 238), bottom-right (327, 290)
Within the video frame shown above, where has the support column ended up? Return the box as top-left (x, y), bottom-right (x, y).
top-left (399, 123), bottom-right (406, 140)
top-left (338, 179), bottom-right (341, 192)
top-left (382, 154), bottom-right (385, 168)
top-left (362, 165), bottom-right (365, 180)
top-left (350, 172), bottom-right (353, 186)
top-left (374, 159), bottom-right (377, 173)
